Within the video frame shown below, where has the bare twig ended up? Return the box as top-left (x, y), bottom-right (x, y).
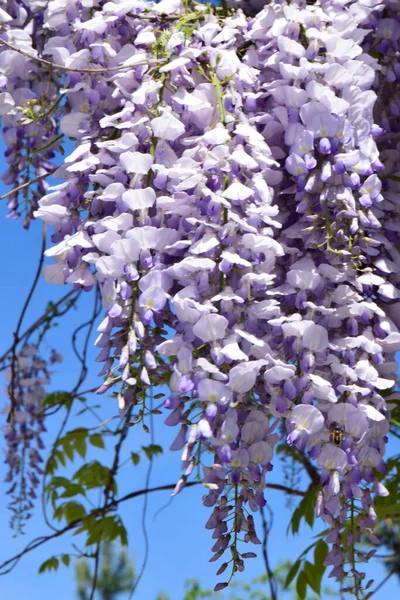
top-left (7, 223), bottom-right (47, 423)
top-left (0, 479), bottom-right (306, 576)
top-left (0, 289), bottom-right (78, 365)
top-left (89, 543), bottom-right (101, 600)
top-left (129, 394), bottom-right (154, 598)
top-left (260, 505), bottom-right (278, 600)
top-left (71, 286), bottom-right (102, 395)
top-left (0, 481), bottom-right (200, 576)
top-left (88, 403), bottom-right (134, 599)
top-left (291, 448), bottom-right (320, 485)
top-left (0, 36), bottom-right (154, 74)
top-left (41, 289), bottom-right (102, 533)
top-left (265, 483), bottom-right (307, 496)
top-left (0, 169), bottom-right (58, 202)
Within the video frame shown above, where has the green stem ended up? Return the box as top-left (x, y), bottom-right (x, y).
top-left (146, 72), bottom-right (167, 186)
top-left (212, 71), bottom-right (226, 126)
top-left (350, 500), bottom-right (361, 600)
top-left (32, 133), bottom-right (63, 155)
top-left (37, 93), bottom-right (65, 121)
top-left (228, 485), bottom-right (239, 583)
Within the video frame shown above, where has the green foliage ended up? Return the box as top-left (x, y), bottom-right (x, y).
top-left (75, 542), bottom-right (135, 600)
top-left (90, 434), bottom-right (105, 449)
top-left (41, 399), bottom-right (166, 587)
top-left (287, 487), bottom-right (318, 535)
top-left (284, 560), bottom-right (301, 589)
top-left (73, 461), bottom-right (115, 491)
top-left (38, 552), bottom-right (72, 574)
top-left (283, 539), bottom-right (328, 599)
top-left (61, 554), bottom-right (71, 567)
top-left (130, 452), bottom-right (140, 466)
top-left (46, 427), bottom-right (91, 475)
top-left (42, 391), bottom-right (71, 408)
top-left (63, 501), bottom-right (87, 523)
top-left (142, 443), bottom-right (163, 460)
top-left (75, 515), bottom-right (128, 548)
top-left (39, 556), bottom-right (59, 573)
top-left (373, 522), bottom-right (400, 580)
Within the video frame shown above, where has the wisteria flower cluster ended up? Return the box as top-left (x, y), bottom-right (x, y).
top-left (2, 344), bottom-right (61, 531)
top-left (0, 0), bottom-right (399, 594)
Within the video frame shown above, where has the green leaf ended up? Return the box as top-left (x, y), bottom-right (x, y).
top-left (54, 506), bottom-right (64, 522)
top-left (304, 493), bottom-right (315, 528)
top-left (48, 476), bottom-right (85, 500)
top-left (288, 488), bottom-right (317, 535)
top-left (84, 516), bottom-right (128, 547)
top-left (75, 437), bottom-right (87, 459)
top-left (303, 560), bottom-right (321, 596)
top-left (59, 483), bottom-right (85, 499)
top-left (142, 444), bottom-right (163, 460)
top-left (54, 449), bottom-right (66, 467)
top-left (63, 501), bottom-right (86, 523)
top-left (289, 506), bottom-right (301, 535)
top-left (38, 556), bottom-right (59, 574)
top-left (85, 520), bottom-right (104, 547)
top-left (314, 540), bottom-right (328, 566)
top-left (46, 455), bottom-right (58, 476)
top-left (296, 571), bottom-right (307, 600)
top-left (63, 443), bottom-right (74, 462)
top-left (42, 392), bottom-right (70, 408)
top-left (67, 428), bottom-right (88, 439)
top-left (284, 559), bottom-right (301, 589)
top-left (73, 461), bottom-right (112, 490)
top-left (375, 503), bottom-right (400, 519)
top-left (61, 554), bottom-right (70, 567)
top-left (89, 434), bottom-right (105, 449)
top-left (131, 452), bottom-right (140, 466)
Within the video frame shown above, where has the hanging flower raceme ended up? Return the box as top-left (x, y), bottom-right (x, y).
top-left (0, 0), bottom-right (398, 593)
top-left (2, 344), bottom-right (61, 531)
top-left (0, 0), bottom-right (64, 226)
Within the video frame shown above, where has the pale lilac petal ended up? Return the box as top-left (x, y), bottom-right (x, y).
top-left (193, 314), bottom-right (229, 343)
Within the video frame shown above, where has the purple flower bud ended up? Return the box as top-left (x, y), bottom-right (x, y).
top-left (301, 352), bottom-right (315, 374)
top-left (295, 290), bottom-right (307, 309)
top-left (319, 138), bottom-right (331, 154)
top-left (219, 445), bottom-right (232, 463)
top-left (346, 318), bottom-right (359, 336)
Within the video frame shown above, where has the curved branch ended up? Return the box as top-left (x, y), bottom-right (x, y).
top-left (0, 289), bottom-right (78, 365)
top-left (41, 288), bottom-right (101, 533)
top-left (7, 223), bottom-right (47, 423)
top-left (0, 169), bottom-right (58, 203)
top-left (285, 446), bottom-right (320, 485)
top-left (266, 483), bottom-right (307, 496)
top-left (260, 505), bottom-right (278, 600)
top-left (0, 37), bottom-right (155, 74)
top-left (0, 479), bottom-right (306, 576)
top-left (71, 286), bottom-right (102, 395)
top-left (89, 405), bottom-right (134, 600)
top-left (0, 481), bottom-right (199, 576)
top-left (129, 396), bottom-right (155, 598)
